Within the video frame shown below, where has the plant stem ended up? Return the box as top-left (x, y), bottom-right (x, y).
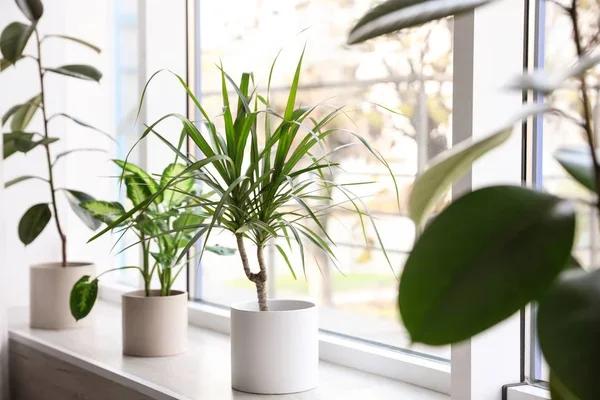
top-left (34, 29), bottom-right (67, 266)
top-left (569, 2), bottom-right (600, 211)
top-left (255, 244), bottom-right (269, 311)
top-left (236, 234), bottom-right (268, 311)
top-left (141, 234), bottom-right (150, 296)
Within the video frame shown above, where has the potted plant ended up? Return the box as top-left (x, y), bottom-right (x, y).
top-left (90, 54), bottom-right (398, 393)
top-left (1, 0), bottom-right (107, 329)
top-left (69, 159), bottom-right (226, 356)
top-left (348, 0), bottom-right (600, 398)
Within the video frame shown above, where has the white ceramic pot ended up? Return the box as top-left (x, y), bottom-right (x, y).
top-left (30, 262), bottom-right (95, 329)
top-left (122, 290), bottom-right (188, 357)
top-left (231, 299), bottom-right (318, 394)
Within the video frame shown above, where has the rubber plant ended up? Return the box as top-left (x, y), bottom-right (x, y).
top-left (1, 0), bottom-right (108, 265)
top-left (349, 0), bottom-right (600, 399)
top-left (87, 52), bottom-right (399, 311)
top-left (69, 159), bottom-right (235, 320)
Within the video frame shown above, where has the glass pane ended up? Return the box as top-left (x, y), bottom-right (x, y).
top-left (193, 0), bottom-right (453, 360)
top-left (534, 0), bottom-right (600, 382)
top-left (108, 0), bottom-right (143, 287)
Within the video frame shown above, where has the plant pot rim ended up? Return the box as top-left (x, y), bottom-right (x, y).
top-left (231, 299), bottom-right (316, 314)
top-left (31, 262), bottom-right (94, 269)
top-left (123, 289), bottom-right (187, 299)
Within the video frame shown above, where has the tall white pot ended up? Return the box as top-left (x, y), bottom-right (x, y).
top-left (231, 299), bottom-right (318, 394)
top-left (122, 290), bottom-right (188, 357)
top-left (30, 262), bottom-right (95, 329)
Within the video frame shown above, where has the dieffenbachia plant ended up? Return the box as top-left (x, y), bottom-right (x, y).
top-left (349, 0), bottom-right (600, 399)
top-left (2, 0), bottom-right (108, 265)
top-left (69, 159), bottom-right (235, 320)
top-left (88, 52), bottom-right (399, 312)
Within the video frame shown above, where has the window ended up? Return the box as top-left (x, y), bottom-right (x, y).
top-left (529, 0), bottom-right (600, 383)
top-left (109, 0), bottom-right (144, 285)
top-left (189, 0), bottom-right (452, 360)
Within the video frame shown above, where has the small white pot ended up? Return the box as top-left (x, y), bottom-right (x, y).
top-left (122, 290), bottom-right (188, 357)
top-left (231, 299), bottom-right (318, 394)
top-left (30, 262), bottom-right (96, 329)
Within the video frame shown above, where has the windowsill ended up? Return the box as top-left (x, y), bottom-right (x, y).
top-left (505, 384), bottom-right (551, 400)
top-left (8, 301), bottom-right (448, 400)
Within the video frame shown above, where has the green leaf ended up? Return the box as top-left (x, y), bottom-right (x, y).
top-left (69, 275), bottom-right (98, 321)
top-left (4, 132), bottom-right (57, 158)
top-left (2, 104), bottom-right (21, 125)
top-left (63, 190), bottom-right (101, 230)
top-left (409, 105), bottom-right (547, 226)
top-left (52, 113), bottom-right (114, 142)
top-left (80, 200), bottom-right (125, 225)
top-left (275, 244), bottom-right (297, 280)
top-left (0, 22), bottom-right (34, 63)
top-left (53, 147), bottom-right (106, 166)
top-left (509, 54), bottom-right (600, 95)
top-left (45, 64), bottom-right (102, 82)
top-left (3, 132), bottom-right (34, 158)
top-left (400, 185), bottom-right (575, 345)
top-left (16, 0), bottom-right (44, 21)
top-left (0, 58), bottom-right (12, 71)
top-left (554, 147), bottom-right (595, 192)
top-left (173, 212), bottom-right (204, 231)
top-left (508, 71), bottom-right (560, 95)
top-left (205, 245), bottom-right (236, 256)
top-left (113, 159), bottom-right (160, 202)
top-left (538, 269), bottom-right (600, 400)
top-left (43, 34), bottom-right (100, 53)
top-left (408, 128), bottom-right (511, 226)
top-left (550, 371), bottom-right (582, 400)
top-left (10, 94), bottom-right (42, 131)
top-left (348, 0), bottom-right (497, 44)
top-left (4, 174), bottom-right (47, 188)
top-left (161, 163), bottom-right (193, 205)
top-left (18, 203), bottom-right (51, 245)
top-left (124, 174), bottom-right (152, 206)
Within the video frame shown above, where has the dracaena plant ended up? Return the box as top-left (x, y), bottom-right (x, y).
top-left (69, 159), bottom-right (234, 320)
top-left (89, 52), bottom-right (399, 312)
top-left (2, 0), bottom-right (107, 265)
top-left (349, 0), bottom-right (600, 399)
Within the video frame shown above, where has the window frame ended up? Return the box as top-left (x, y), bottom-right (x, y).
top-left (98, 0), bottom-right (557, 397)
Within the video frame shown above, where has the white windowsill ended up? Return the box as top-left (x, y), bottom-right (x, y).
top-left (8, 301), bottom-right (448, 400)
top-left (506, 384), bottom-right (551, 400)
top-left (100, 282), bottom-right (450, 394)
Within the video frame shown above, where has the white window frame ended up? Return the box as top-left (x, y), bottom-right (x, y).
top-left (98, 0), bottom-right (554, 398)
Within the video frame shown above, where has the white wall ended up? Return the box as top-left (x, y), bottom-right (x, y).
top-left (1, 0), bottom-right (188, 307)
top-left (1, 0), bottom-right (115, 308)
